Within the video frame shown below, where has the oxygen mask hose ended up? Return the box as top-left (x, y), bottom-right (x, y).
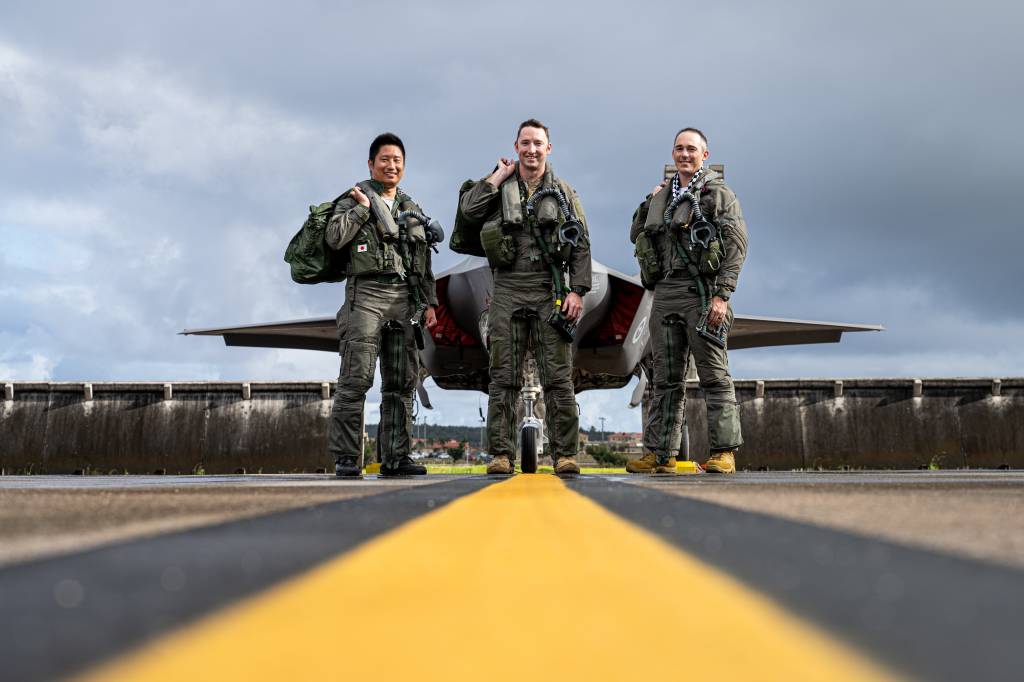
top-left (397, 210), bottom-right (446, 252)
top-left (395, 223), bottom-right (426, 349)
top-left (525, 199), bottom-right (574, 340)
top-left (664, 167), bottom-right (707, 228)
top-left (664, 191), bottom-right (704, 227)
top-left (527, 187), bottom-right (581, 246)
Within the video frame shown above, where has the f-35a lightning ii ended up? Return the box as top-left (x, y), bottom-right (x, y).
top-left (184, 254), bottom-right (881, 398)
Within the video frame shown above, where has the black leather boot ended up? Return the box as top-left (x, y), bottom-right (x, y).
top-left (381, 455), bottom-right (427, 477)
top-left (334, 455), bottom-right (362, 478)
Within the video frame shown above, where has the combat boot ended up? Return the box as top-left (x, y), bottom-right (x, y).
top-left (487, 455), bottom-right (514, 475)
top-left (381, 455), bottom-right (427, 477)
top-left (626, 452), bottom-right (658, 473)
top-left (334, 455), bottom-right (361, 478)
top-left (554, 456), bottom-right (580, 476)
top-left (703, 450), bottom-right (736, 474)
top-left (626, 452), bottom-right (677, 474)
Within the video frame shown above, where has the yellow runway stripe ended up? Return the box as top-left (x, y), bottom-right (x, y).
top-left (79, 475), bottom-right (902, 681)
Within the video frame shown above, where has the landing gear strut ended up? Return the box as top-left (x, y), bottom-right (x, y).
top-left (519, 386), bottom-right (542, 473)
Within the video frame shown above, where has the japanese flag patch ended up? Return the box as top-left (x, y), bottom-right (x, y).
top-left (357, 244), bottom-right (368, 253)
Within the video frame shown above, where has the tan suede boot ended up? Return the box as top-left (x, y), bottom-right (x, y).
top-left (555, 456), bottom-right (580, 476)
top-left (626, 452), bottom-right (677, 474)
top-left (487, 455), bottom-right (514, 475)
top-left (703, 451), bottom-right (736, 474)
top-left (626, 452), bottom-right (658, 473)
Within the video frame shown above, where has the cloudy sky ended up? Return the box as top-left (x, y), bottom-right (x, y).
top-left (2, 1), bottom-right (1021, 430)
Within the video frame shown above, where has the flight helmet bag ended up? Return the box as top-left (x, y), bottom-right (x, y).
top-left (449, 179), bottom-right (487, 256)
top-left (283, 194), bottom-right (350, 284)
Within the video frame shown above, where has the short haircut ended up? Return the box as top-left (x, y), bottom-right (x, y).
top-left (674, 127), bottom-right (708, 149)
top-left (369, 132), bottom-right (405, 161)
top-left (516, 118), bottom-right (550, 142)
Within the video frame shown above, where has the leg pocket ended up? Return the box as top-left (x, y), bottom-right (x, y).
top-left (342, 338), bottom-right (378, 394)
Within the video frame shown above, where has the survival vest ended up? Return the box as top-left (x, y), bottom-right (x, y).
top-left (344, 181), bottom-right (431, 282)
top-left (634, 173), bottom-right (725, 291)
top-left (450, 169), bottom-right (581, 267)
top-left (460, 169), bottom-right (577, 271)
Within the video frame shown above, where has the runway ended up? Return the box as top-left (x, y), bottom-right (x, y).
top-left (1, 471), bottom-right (1022, 681)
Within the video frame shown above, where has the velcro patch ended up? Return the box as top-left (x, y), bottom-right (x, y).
top-left (357, 244), bottom-right (368, 253)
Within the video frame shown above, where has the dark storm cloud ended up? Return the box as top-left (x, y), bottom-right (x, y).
top-left (2, 0), bottom-right (1022, 426)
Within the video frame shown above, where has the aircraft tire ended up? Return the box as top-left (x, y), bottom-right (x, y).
top-left (520, 427), bottom-right (538, 473)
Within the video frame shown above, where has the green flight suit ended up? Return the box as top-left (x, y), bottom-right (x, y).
top-left (325, 181), bottom-right (437, 466)
top-left (630, 168), bottom-right (748, 459)
top-left (459, 166), bottom-right (592, 462)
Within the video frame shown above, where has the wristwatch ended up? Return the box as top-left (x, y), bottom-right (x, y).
top-left (569, 286), bottom-right (588, 297)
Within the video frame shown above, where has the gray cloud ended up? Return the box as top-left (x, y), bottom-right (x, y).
top-left (2, 1), bottom-right (1022, 427)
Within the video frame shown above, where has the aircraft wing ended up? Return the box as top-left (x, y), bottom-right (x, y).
top-left (182, 257), bottom-right (883, 393)
top-left (727, 315), bottom-right (883, 350)
top-left (183, 317), bottom-right (339, 352)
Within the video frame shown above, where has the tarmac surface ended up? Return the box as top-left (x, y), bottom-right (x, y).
top-left (1, 471), bottom-right (1022, 681)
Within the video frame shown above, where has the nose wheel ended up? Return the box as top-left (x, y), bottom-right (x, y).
top-left (518, 361), bottom-right (544, 474)
top-left (520, 425), bottom-right (538, 473)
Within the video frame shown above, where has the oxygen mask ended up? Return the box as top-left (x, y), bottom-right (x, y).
top-left (547, 307), bottom-right (577, 343)
top-left (558, 218), bottom-right (583, 247)
top-left (425, 219), bottom-right (445, 249)
top-left (695, 309), bottom-right (729, 349)
top-left (689, 219), bottom-right (717, 249)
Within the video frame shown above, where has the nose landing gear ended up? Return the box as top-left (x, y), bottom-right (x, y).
top-left (519, 385), bottom-right (542, 473)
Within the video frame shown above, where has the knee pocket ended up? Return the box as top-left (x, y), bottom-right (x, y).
top-left (341, 338), bottom-right (377, 392)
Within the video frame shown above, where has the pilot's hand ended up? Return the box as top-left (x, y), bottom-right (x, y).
top-left (486, 158), bottom-right (516, 187)
top-left (707, 296), bottom-right (728, 328)
top-left (650, 180), bottom-right (668, 196)
top-left (424, 306), bottom-right (437, 330)
top-left (350, 186), bottom-right (370, 208)
top-left (562, 292), bottom-right (583, 323)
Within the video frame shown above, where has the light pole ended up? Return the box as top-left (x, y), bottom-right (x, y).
top-left (599, 416), bottom-right (606, 443)
top-left (478, 402), bottom-right (486, 455)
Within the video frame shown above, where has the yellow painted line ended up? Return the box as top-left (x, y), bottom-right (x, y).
top-left (79, 475), bottom-right (903, 681)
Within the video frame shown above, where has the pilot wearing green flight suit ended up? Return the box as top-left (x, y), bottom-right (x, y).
top-left (458, 118), bottom-right (593, 476)
top-left (325, 132), bottom-right (438, 477)
top-left (628, 127), bottom-right (748, 474)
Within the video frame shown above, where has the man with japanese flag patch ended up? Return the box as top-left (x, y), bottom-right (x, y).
top-left (324, 133), bottom-right (439, 478)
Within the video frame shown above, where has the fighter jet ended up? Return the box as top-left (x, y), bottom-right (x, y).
top-left (182, 254), bottom-right (882, 397)
top-left (183, 256), bottom-right (881, 472)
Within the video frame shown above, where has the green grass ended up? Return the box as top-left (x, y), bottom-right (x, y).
top-left (423, 464), bottom-right (626, 475)
top-left (424, 465), bottom-right (485, 474)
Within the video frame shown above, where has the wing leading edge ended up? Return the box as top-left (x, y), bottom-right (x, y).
top-left (182, 258), bottom-right (883, 392)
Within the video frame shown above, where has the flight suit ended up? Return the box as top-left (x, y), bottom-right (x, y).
top-left (325, 181), bottom-right (437, 466)
top-left (459, 166), bottom-right (592, 463)
top-left (630, 168), bottom-right (748, 460)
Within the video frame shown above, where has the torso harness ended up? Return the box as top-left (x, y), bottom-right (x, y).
top-left (525, 185), bottom-right (583, 342)
top-left (362, 184), bottom-right (445, 350)
top-left (637, 170), bottom-right (728, 348)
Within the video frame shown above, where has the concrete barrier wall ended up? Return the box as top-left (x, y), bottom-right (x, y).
top-left (0, 382), bottom-right (334, 475)
top-left (686, 379), bottom-right (1022, 470)
top-left (1, 379), bottom-right (1021, 474)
